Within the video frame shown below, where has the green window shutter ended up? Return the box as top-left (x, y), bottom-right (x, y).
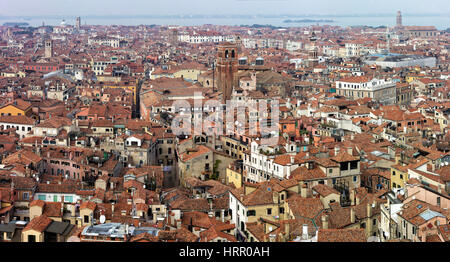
top-left (38, 195), bottom-right (46, 201)
top-left (53, 195), bottom-right (58, 202)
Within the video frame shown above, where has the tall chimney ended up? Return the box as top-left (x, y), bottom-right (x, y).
top-left (350, 189), bottom-right (356, 205)
top-left (347, 147), bottom-right (353, 155)
top-left (367, 202), bottom-right (372, 218)
top-left (301, 183), bottom-right (308, 198)
top-left (285, 223), bottom-right (290, 238)
top-left (272, 192), bottom-right (279, 204)
top-left (322, 214), bottom-right (329, 229)
top-left (302, 224), bottom-right (309, 240)
top-left (350, 208), bottom-right (355, 224)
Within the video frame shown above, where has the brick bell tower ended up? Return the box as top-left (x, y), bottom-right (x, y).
top-left (216, 43), bottom-right (238, 103)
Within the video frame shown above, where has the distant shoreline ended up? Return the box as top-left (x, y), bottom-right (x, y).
top-left (3, 22), bottom-right (29, 27)
top-left (283, 19), bottom-right (335, 23)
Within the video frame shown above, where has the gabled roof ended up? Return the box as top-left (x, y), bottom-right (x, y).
top-left (23, 215), bottom-right (52, 233)
top-left (45, 221), bottom-right (74, 236)
top-left (0, 115), bottom-right (35, 125)
top-left (179, 145), bottom-right (212, 162)
top-left (313, 184), bottom-right (341, 197)
top-left (286, 195), bottom-right (324, 219)
top-left (0, 99), bottom-right (32, 111)
top-left (2, 149), bottom-right (42, 166)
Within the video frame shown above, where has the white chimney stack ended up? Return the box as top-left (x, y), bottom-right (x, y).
top-left (302, 224), bottom-right (309, 239)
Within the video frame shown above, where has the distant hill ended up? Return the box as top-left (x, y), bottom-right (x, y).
top-left (3, 22), bottom-right (29, 27)
top-left (283, 19), bottom-right (335, 23)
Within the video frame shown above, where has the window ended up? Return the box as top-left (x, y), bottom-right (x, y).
top-left (361, 223), bottom-right (366, 229)
top-left (437, 197), bottom-right (441, 207)
top-left (28, 235), bottom-right (36, 242)
top-left (84, 215), bottom-right (89, 223)
top-left (267, 208), bottom-right (272, 215)
top-left (38, 195), bottom-right (46, 201)
top-left (350, 161), bottom-right (358, 170)
top-left (279, 207), bottom-right (285, 214)
top-left (353, 176), bottom-right (357, 182)
top-left (373, 219), bottom-right (376, 225)
top-left (400, 174), bottom-right (403, 180)
top-left (65, 196), bottom-right (73, 202)
top-left (412, 227), bottom-right (416, 235)
top-left (23, 192), bottom-right (29, 200)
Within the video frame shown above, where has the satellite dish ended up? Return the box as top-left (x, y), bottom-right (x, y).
top-left (99, 215), bottom-right (106, 224)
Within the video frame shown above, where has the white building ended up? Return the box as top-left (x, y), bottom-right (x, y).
top-left (0, 116), bottom-right (35, 139)
top-left (345, 42), bottom-right (363, 57)
top-left (243, 140), bottom-right (298, 183)
top-left (88, 37), bottom-right (120, 48)
top-left (286, 41), bottom-right (303, 52)
top-left (336, 77), bottom-right (397, 105)
top-left (178, 33), bottom-right (234, 43)
top-left (228, 191), bottom-right (248, 237)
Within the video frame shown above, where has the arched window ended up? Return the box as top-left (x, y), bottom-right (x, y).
top-left (231, 50), bottom-right (235, 58)
top-left (225, 50), bottom-right (229, 58)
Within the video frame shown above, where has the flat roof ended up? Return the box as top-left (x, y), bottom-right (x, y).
top-left (365, 54), bottom-right (433, 62)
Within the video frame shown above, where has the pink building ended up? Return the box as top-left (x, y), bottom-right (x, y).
top-left (404, 182), bottom-right (449, 209)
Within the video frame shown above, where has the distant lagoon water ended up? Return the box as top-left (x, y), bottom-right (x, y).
top-left (1, 15), bottom-right (449, 30)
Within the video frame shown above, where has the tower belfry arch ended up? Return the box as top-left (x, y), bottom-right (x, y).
top-left (216, 43), bottom-right (238, 103)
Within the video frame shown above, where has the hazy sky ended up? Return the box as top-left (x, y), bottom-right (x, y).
top-left (1, 0), bottom-right (449, 16)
